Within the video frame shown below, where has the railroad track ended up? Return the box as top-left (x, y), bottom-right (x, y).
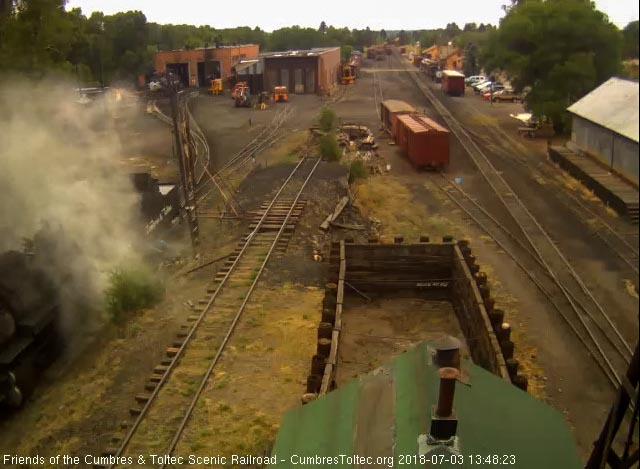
top-left (399, 54), bottom-right (633, 388)
top-left (371, 56), bottom-right (385, 119)
top-left (437, 177), bottom-right (631, 388)
top-left (475, 118), bottom-right (639, 279)
top-left (195, 105), bottom-right (295, 208)
top-left (101, 157), bottom-right (320, 468)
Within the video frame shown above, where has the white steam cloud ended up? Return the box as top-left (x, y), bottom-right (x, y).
top-left (0, 80), bottom-right (143, 324)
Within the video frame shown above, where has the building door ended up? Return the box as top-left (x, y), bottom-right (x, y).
top-left (294, 68), bottom-right (304, 94)
top-left (280, 69), bottom-right (289, 89)
top-left (267, 69), bottom-right (277, 92)
top-left (305, 67), bottom-right (315, 94)
top-left (197, 62), bottom-right (206, 87)
top-left (166, 63), bottom-right (189, 87)
top-left (205, 61), bottom-right (221, 80)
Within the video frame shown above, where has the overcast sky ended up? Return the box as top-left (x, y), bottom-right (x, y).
top-left (65, 0), bottom-right (639, 31)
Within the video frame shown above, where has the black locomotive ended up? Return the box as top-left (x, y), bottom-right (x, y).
top-left (0, 228), bottom-right (72, 409)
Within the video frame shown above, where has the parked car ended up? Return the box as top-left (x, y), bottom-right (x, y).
top-left (465, 75), bottom-right (486, 85)
top-left (472, 80), bottom-right (491, 91)
top-left (476, 82), bottom-right (504, 94)
top-left (491, 89), bottom-right (522, 103)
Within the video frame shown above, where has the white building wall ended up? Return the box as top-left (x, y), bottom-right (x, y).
top-left (572, 115), bottom-right (639, 184)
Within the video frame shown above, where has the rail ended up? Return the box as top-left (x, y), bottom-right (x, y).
top-left (398, 52), bottom-right (632, 388)
top-left (107, 157), bottom-right (320, 467)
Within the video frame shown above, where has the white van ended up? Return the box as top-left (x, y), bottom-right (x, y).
top-left (465, 75), bottom-right (485, 85)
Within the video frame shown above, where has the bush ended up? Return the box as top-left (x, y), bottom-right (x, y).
top-left (319, 133), bottom-right (342, 161)
top-left (348, 160), bottom-right (368, 184)
top-left (104, 268), bottom-right (164, 322)
top-left (319, 106), bottom-right (337, 132)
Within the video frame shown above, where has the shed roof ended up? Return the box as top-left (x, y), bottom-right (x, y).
top-left (382, 99), bottom-right (415, 114)
top-left (272, 341), bottom-right (582, 468)
top-left (567, 77), bottom-right (639, 143)
top-left (262, 47), bottom-right (339, 59)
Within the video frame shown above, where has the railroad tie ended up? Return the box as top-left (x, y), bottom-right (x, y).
top-left (135, 394), bottom-right (151, 404)
top-left (144, 381), bottom-right (158, 392)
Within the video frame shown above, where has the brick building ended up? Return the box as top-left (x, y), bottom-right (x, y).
top-left (154, 44), bottom-right (259, 87)
top-left (262, 47), bottom-right (341, 95)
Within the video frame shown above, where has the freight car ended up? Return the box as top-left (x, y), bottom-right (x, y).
top-left (441, 70), bottom-right (466, 96)
top-left (0, 230), bottom-right (66, 409)
top-left (380, 100), bottom-right (416, 139)
top-left (396, 114), bottom-right (450, 170)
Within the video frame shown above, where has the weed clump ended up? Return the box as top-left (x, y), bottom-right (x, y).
top-left (319, 106), bottom-right (337, 132)
top-left (319, 134), bottom-right (342, 161)
top-left (348, 160), bottom-right (368, 184)
top-left (104, 267), bottom-right (164, 321)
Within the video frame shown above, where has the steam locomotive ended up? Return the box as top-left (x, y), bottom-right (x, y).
top-left (0, 229), bottom-right (70, 409)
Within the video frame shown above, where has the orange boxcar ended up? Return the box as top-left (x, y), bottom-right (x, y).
top-left (396, 114), bottom-right (450, 170)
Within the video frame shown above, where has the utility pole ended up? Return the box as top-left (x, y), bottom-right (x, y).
top-left (169, 77), bottom-right (200, 253)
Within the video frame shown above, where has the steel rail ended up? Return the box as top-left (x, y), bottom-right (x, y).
top-left (487, 119), bottom-right (639, 277)
top-left (438, 178), bottom-right (623, 387)
top-left (194, 106), bottom-right (294, 206)
top-left (107, 157), bottom-right (316, 468)
top-left (403, 61), bottom-right (633, 363)
top-left (159, 157), bottom-right (321, 465)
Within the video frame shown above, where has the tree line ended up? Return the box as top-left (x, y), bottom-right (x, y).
top-left (0, 1), bottom-right (388, 85)
top-left (0, 0), bottom-right (637, 131)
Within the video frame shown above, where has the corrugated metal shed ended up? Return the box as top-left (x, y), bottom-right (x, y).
top-left (272, 341), bottom-right (582, 468)
top-left (567, 77), bottom-right (639, 143)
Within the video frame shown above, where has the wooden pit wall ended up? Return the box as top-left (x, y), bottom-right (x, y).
top-left (455, 240), bottom-right (529, 390)
top-left (304, 238), bottom-right (529, 397)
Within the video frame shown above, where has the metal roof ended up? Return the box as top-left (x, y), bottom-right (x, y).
top-left (567, 77), bottom-right (639, 143)
top-left (414, 115), bottom-right (449, 133)
top-left (382, 99), bottom-right (416, 114)
top-left (442, 70), bottom-right (465, 78)
top-left (396, 114), bottom-right (449, 134)
top-left (262, 47), bottom-right (339, 59)
top-left (272, 341), bottom-right (582, 468)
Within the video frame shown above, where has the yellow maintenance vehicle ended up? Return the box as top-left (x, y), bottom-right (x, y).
top-left (209, 78), bottom-right (223, 95)
top-left (341, 65), bottom-right (355, 85)
top-left (273, 86), bottom-right (288, 103)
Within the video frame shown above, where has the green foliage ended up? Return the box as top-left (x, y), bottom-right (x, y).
top-left (319, 106), bottom-right (337, 132)
top-left (104, 267), bottom-right (164, 322)
top-left (319, 134), bottom-right (341, 162)
top-left (348, 160), bottom-right (368, 184)
top-left (341, 45), bottom-right (353, 63)
top-left (480, 0), bottom-right (622, 132)
top-left (622, 20), bottom-right (639, 58)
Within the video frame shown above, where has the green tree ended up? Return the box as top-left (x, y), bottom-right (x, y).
top-left (622, 20), bottom-right (639, 58)
top-left (341, 45), bottom-right (353, 62)
top-left (481, 0), bottom-right (622, 131)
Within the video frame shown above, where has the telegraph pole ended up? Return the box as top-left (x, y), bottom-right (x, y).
top-left (169, 77), bottom-right (200, 253)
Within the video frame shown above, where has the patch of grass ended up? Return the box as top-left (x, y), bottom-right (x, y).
top-left (320, 133), bottom-right (342, 161)
top-left (104, 267), bottom-right (164, 322)
top-left (218, 403), bottom-right (231, 412)
top-left (348, 160), bottom-right (368, 184)
top-left (319, 106), bottom-right (337, 132)
top-left (190, 442), bottom-right (205, 452)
